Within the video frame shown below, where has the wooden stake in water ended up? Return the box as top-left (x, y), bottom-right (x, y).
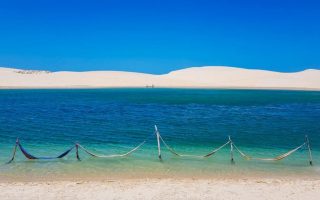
top-left (305, 135), bottom-right (313, 166)
top-left (229, 136), bottom-right (235, 164)
top-left (75, 143), bottom-right (80, 161)
top-left (155, 125), bottom-right (162, 160)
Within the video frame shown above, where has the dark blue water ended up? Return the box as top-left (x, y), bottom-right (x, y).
top-left (0, 89), bottom-right (319, 180)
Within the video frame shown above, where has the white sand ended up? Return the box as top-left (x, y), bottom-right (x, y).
top-left (0, 178), bottom-right (319, 200)
top-left (1, 66), bottom-right (319, 90)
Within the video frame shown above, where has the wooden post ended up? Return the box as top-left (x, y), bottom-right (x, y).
top-left (155, 125), bottom-right (162, 160)
top-left (305, 135), bottom-right (313, 166)
top-left (229, 136), bottom-right (235, 164)
top-left (75, 143), bottom-right (80, 161)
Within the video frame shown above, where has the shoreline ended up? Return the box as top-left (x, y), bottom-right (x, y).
top-left (1, 168), bottom-right (319, 183)
top-left (1, 86), bottom-right (320, 91)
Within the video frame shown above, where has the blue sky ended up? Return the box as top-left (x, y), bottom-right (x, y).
top-left (0, 0), bottom-right (319, 74)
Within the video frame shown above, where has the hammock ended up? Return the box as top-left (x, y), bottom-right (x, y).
top-left (252, 143), bottom-right (306, 161)
top-left (7, 139), bottom-right (75, 163)
top-left (159, 134), bottom-right (231, 158)
top-left (18, 143), bottom-right (75, 160)
top-left (77, 140), bottom-right (146, 158)
top-left (231, 140), bottom-right (306, 161)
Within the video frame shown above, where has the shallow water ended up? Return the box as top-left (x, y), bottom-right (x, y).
top-left (0, 89), bottom-right (319, 180)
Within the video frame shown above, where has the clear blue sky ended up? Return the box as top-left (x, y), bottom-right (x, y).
top-left (0, 0), bottom-right (319, 74)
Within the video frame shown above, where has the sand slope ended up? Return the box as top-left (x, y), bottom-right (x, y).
top-left (0, 66), bottom-right (319, 90)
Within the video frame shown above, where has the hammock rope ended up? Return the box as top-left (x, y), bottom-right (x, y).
top-left (7, 139), bottom-right (19, 164)
top-left (232, 142), bottom-right (251, 160)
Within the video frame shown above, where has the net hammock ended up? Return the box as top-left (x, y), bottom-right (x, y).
top-left (7, 139), bottom-right (75, 163)
top-left (74, 132), bottom-right (154, 159)
top-left (231, 141), bottom-right (306, 161)
top-left (76, 141), bottom-right (146, 158)
top-left (158, 133), bottom-right (231, 158)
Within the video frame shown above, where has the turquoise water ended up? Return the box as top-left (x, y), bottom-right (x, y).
top-left (0, 89), bottom-right (319, 180)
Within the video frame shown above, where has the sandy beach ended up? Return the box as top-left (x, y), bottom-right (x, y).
top-left (1, 66), bottom-right (320, 90)
top-left (0, 178), bottom-right (319, 200)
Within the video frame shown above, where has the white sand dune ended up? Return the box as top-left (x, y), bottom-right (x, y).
top-left (0, 66), bottom-right (319, 90)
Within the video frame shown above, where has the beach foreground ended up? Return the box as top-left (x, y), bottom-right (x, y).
top-left (0, 178), bottom-right (319, 200)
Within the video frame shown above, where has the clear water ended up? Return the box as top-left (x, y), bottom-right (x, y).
top-left (0, 89), bottom-right (319, 180)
